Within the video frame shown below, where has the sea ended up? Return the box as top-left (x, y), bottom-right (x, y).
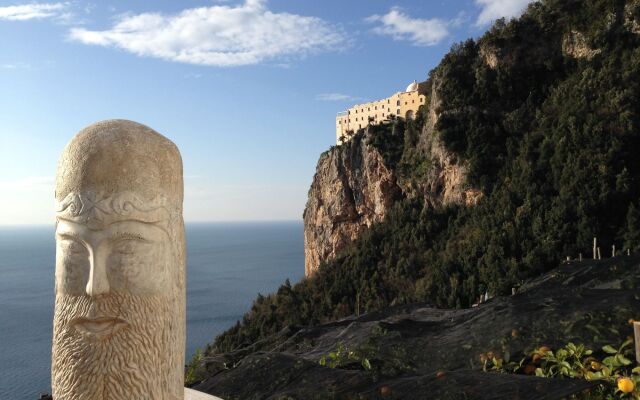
top-left (0, 222), bottom-right (304, 400)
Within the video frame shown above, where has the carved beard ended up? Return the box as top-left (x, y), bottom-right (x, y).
top-left (52, 292), bottom-right (182, 400)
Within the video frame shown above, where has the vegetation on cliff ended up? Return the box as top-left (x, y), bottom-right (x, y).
top-left (209, 0), bottom-right (640, 355)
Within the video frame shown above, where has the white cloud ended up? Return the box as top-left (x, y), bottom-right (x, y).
top-left (315, 93), bottom-right (363, 102)
top-left (1, 62), bottom-right (32, 69)
top-left (68, 0), bottom-right (346, 67)
top-left (366, 7), bottom-right (449, 47)
top-left (475, 0), bottom-right (536, 26)
top-left (0, 2), bottom-right (67, 21)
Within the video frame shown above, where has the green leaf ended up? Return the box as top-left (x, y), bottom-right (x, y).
top-left (602, 345), bottom-right (618, 354)
top-left (616, 354), bottom-right (632, 366)
top-left (619, 338), bottom-right (633, 352)
top-left (362, 358), bottom-right (372, 370)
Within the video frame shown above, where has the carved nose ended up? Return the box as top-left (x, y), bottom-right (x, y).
top-left (86, 249), bottom-right (110, 297)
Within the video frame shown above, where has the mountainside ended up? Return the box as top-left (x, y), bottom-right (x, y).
top-left (191, 0), bottom-right (640, 396)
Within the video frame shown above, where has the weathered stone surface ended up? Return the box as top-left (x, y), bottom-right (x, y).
top-left (38, 388), bottom-right (225, 400)
top-left (185, 388), bottom-right (224, 400)
top-left (562, 30), bottom-right (601, 59)
top-left (415, 73), bottom-right (482, 208)
top-left (193, 256), bottom-right (640, 399)
top-left (625, 0), bottom-right (640, 34)
top-left (479, 44), bottom-right (500, 69)
top-left (52, 120), bottom-right (186, 400)
top-left (303, 134), bottom-right (402, 276)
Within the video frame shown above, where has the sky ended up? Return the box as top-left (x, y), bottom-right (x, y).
top-left (0, 0), bottom-right (535, 225)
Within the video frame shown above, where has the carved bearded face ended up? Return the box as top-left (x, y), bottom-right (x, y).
top-left (51, 121), bottom-right (185, 400)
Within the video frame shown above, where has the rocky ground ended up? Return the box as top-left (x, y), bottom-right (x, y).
top-left (191, 255), bottom-right (640, 399)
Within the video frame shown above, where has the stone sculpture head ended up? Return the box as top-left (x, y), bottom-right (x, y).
top-left (51, 120), bottom-right (185, 400)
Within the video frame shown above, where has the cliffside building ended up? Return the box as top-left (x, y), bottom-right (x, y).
top-left (336, 80), bottom-right (427, 144)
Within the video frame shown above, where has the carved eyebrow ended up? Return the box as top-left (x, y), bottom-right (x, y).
top-left (110, 232), bottom-right (151, 242)
top-left (56, 231), bottom-right (82, 241)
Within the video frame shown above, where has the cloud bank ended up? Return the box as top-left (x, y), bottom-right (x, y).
top-left (0, 2), bottom-right (67, 21)
top-left (68, 0), bottom-right (346, 67)
top-left (475, 0), bottom-right (536, 26)
top-left (366, 7), bottom-right (449, 47)
top-left (315, 93), bottom-right (363, 102)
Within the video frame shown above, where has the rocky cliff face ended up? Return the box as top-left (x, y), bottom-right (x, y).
top-left (303, 134), bottom-right (402, 276)
top-left (304, 76), bottom-right (479, 276)
top-left (415, 73), bottom-right (482, 208)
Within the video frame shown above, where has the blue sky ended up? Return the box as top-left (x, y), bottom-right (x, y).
top-left (0, 0), bottom-right (534, 224)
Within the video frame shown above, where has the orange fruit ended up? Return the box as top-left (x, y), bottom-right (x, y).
top-left (379, 386), bottom-right (392, 397)
top-left (590, 361), bottom-right (602, 371)
top-left (618, 377), bottom-right (635, 393)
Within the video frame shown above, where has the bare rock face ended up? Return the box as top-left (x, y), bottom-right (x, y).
top-left (479, 44), bottom-right (500, 69)
top-left (562, 30), bottom-right (601, 59)
top-left (303, 134), bottom-right (402, 276)
top-left (416, 74), bottom-right (482, 208)
top-left (625, 0), bottom-right (640, 34)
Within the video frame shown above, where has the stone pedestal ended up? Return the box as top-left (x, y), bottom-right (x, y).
top-left (185, 388), bottom-right (223, 400)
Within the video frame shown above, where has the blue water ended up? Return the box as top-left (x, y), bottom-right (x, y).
top-left (0, 222), bottom-right (304, 400)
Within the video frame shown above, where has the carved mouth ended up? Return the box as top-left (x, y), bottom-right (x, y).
top-left (71, 317), bottom-right (128, 340)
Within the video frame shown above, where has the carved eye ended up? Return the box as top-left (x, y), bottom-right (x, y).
top-left (114, 239), bottom-right (137, 255)
top-left (62, 239), bottom-right (87, 256)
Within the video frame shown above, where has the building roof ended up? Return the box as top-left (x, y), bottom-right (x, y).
top-left (405, 80), bottom-right (418, 92)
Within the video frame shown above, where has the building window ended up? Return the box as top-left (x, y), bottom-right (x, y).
top-left (396, 100), bottom-right (400, 106)
top-left (405, 102), bottom-right (408, 105)
top-left (359, 124), bottom-right (361, 129)
top-left (397, 108), bottom-right (400, 115)
top-left (412, 100), bottom-right (415, 103)
top-left (355, 110), bottom-right (357, 113)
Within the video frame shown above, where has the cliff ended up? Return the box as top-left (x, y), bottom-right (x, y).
top-left (303, 133), bottom-right (402, 276)
top-left (304, 73), bottom-right (480, 276)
